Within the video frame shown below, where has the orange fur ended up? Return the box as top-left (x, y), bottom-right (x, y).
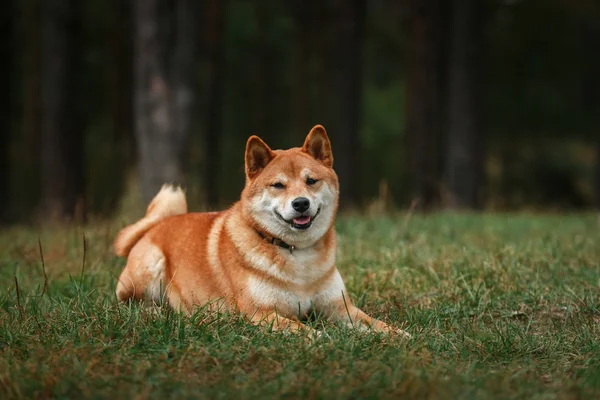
top-left (114, 125), bottom-right (410, 338)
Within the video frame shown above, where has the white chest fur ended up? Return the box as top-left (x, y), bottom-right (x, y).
top-left (245, 245), bottom-right (343, 318)
top-left (247, 276), bottom-right (314, 317)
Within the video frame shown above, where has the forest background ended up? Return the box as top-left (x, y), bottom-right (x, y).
top-left (1, 0), bottom-right (599, 225)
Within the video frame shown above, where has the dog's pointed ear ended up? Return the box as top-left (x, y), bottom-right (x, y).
top-left (245, 135), bottom-right (274, 180)
top-left (302, 125), bottom-right (333, 168)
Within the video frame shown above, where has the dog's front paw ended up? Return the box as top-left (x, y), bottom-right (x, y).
top-left (302, 328), bottom-right (328, 344)
top-left (373, 320), bottom-right (412, 338)
top-left (391, 326), bottom-right (412, 338)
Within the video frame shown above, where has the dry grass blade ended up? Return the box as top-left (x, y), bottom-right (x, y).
top-left (14, 276), bottom-right (24, 321)
top-left (38, 237), bottom-right (48, 298)
top-left (402, 198), bottom-right (420, 232)
top-left (80, 232), bottom-right (87, 287)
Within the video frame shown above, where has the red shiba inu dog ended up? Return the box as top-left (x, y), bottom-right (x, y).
top-left (114, 125), bottom-right (410, 338)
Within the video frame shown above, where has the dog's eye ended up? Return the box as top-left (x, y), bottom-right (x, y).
top-left (306, 178), bottom-right (318, 186)
top-left (271, 182), bottom-right (285, 189)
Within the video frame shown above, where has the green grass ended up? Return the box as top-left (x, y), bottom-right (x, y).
top-left (1, 213), bottom-right (599, 399)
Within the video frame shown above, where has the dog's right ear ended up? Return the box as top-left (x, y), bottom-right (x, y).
top-left (245, 135), bottom-right (274, 180)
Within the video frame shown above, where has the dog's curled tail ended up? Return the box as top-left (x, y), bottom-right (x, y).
top-left (114, 184), bottom-right (187, 257)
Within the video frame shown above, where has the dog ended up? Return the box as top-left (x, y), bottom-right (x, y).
top-left (114, 125), bottom-right (410, 338)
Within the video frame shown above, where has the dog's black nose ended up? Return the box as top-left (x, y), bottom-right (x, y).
top-left (292, 197), bottom-right (310, 213)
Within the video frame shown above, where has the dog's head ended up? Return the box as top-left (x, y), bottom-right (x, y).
top-left (241, 125), bottom-right (339, 248)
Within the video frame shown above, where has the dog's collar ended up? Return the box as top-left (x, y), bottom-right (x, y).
top-left (257, 231), bottom-right (295, 254)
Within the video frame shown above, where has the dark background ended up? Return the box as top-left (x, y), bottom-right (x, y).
top-left (1, 0), bottom-right (599, 225)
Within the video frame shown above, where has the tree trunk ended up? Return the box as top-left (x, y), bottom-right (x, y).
top-left (0, 0), bottom-right (13, 224)
top-left (253, 1), bottom-right (268, 141)
top-left (171, 0), bottom-right (198, 174)
top-left (444, 0), bottom-right (484, 209)
top-left (22, 0), bottom-right (42, 214)
top-left (325, 0), bottom-right (366, 208)
top-left (586, 22), bottom-right (600, 215)
top-left (203, 0), bottom-right (226, 209)
top-left (290, 1), bottom-right (311, 144)
top-left (110, 0), bottom-right (134, 162)
top-left (405, 0), bottom-right (443, 210)
top-left (596, 142), bottom-right (600, 212)
top-left (41, 0), bottom-right (84, 220)
top-left (133, 0), bottom-right (198, 204)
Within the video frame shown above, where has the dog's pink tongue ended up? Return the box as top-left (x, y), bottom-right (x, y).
top-left (293, 216), bottom-right (311, 225)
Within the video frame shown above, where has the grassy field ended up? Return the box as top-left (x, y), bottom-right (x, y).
top-left (1, 213), bottom-right (599, 399)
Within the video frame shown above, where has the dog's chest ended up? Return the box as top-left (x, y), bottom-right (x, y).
top-left (245, 247), bottom-right (335, 317)
top-left (247, 276), bottom-right (314, 317)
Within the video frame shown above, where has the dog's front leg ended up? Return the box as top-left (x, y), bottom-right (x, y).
top-left (246, 308), bottom-right (321, 339)
top-left (324, 298), bottom-right (411, 338)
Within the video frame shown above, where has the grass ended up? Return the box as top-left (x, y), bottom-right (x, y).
top-left (1, 213), bottom-right (599, 399)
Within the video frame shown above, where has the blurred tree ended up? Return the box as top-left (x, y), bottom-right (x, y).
top-left (133, 0), bottom-right (199, 204)
top-left (583, 8), bottom-right (600, 212)
top-left (252, 1), bottom-right (268, 141)
top-left (172, 0), bottom-right (198, 176)
top-left (405, 0), bottom-right (444, 210)
top-left (443, 0), bottom-right (484, 209)
top-left (324, 0), bottom-right (366, 208)
top-left (203, 0), bottom-right (227, 209)
top-left (19, 0), bottom-right (42, 219)
top-left (0, 0), bottom-right (13, 224)
top-left (595, 144), bottom-right (600, 211)
top-left (289, 0), bottom-right (312, 144)
top-left (110, 0), bottom-right (134, 164)
top-left (590, 22), bottom-right (600, 212)
top-left (41, 0), bottom-right (84, 219)
top-left (250, 0), bottom-right (292, 146)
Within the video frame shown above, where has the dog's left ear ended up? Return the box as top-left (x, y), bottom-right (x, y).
top-left (302, 125), bottom-right (333, 168)
top-left (245, 135), bottom-right (274, 180)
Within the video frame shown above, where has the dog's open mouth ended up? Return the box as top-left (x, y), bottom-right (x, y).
top-left (292, 215), bottom-right (312, 229)
top-left (276, 208), bottom-right (321, 230)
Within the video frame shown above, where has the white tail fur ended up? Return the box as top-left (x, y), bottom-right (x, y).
top-left (114, 184), bottom-right (187, 257)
